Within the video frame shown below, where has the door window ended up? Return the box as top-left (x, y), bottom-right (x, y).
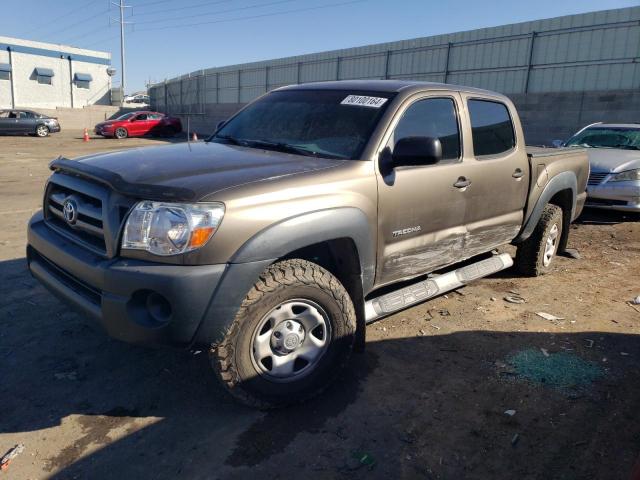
top-left (467, 100), bottom-right (515, 157)
top-left (391, 98), bottom-right (461, 162)
top-left (135, 114), bottom-right (148, 121)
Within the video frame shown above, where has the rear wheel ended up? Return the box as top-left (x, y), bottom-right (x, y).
top-left (114, 127), bottom-right (128, 139)
top-left (515, 204), bottom-right (563, 276)
top-left (35, 125), bottom-right (49, 137)
top-left (210, 259), bottom-right (356, 409)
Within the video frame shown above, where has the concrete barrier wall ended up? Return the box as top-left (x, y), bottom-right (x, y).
top-left (34, 105), bottom-right (137, 130)
top-left (511, 89), bottom-right (640, 145)
top-left (170, 89), bottom-right (639, 146)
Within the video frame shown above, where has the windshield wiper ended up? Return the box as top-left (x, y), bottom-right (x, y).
top-left (212, 134), bottom-right (246, 146)
top-left (244, 139), bottom-right (341, 159)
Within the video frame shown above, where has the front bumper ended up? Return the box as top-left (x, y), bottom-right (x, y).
top-left (47, 123), bottom-right (61, 133)
top-left (586, 180), bottom-right (640, 212)
top-left (94, 127), bottom-right (112, 136)
top-left (27, 211), bottom-right (271, 347)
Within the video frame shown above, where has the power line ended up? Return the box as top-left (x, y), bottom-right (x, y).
top-left (135, 0), bottom-right (298, 25)
top-left (21, 0), bottom-right (102, 37)
top-left (134, 0), bottom-right (367, 32)
top-left (37, 8), bottom-right (110, 42)
top-left (133, 0), bottom-right (232, 17)
top-left (131, 0), bottom-right (177, 8)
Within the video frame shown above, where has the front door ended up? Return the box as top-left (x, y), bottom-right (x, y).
top-left (376, 94), bottom-right (469, 286)
top-left (130, 113), bottom-right (150, 135)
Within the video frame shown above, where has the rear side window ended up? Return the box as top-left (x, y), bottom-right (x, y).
top-left (468, 100), bottom-right (515, 157)
top-left (392, 97), bottom-right (461, 161)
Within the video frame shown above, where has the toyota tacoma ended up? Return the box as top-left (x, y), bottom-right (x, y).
top-left (27, 80), bottom-right (588, 408)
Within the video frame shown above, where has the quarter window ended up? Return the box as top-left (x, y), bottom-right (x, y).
top-left (468, 100), bottom-right (515, 157)
top-left (392, 98), bottom-right (461, 161)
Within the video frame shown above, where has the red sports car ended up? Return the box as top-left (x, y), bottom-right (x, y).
top-left (94, 111), bottom-right (182, 139)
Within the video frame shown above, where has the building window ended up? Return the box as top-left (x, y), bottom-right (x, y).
top-left (74, 73), bottom-right (93, 89)
top-left (0, 63), bottom-right (11, 81)
top-left (34, 67), bottom-right (55, 85)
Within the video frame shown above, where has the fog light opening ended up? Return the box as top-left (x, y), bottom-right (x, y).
top-left (146, 292), bottom-right (172, 324)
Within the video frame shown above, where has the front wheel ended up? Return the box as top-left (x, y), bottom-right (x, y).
top-left (210, 259), bottom-right (356, 409)
top-left (114, 127), bottom-right (128, 139)
top-left (515, 204), bottom-right (563, 276)
top-left (35, 125), bottom-right (49, 137)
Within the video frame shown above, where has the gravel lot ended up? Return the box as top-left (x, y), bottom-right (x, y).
top-left (1, 131), bottom-right (639, 479)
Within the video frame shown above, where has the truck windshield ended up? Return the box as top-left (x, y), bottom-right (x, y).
top-left (565, 127), bottom-right (640, 150)
top-left (210, 90), bottom-right (395, 159)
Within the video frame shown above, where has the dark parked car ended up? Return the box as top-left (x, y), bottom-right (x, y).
top-left (0, 109), bottom-right (61, 137)
top-left (94, 111), bottom-right (182, 139)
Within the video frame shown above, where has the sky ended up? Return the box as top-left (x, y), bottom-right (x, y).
top-left (0, 0), bottom-right (636, 93)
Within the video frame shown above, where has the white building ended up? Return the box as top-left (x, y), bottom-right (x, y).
top-left (0, 36), bottom-right (113, 110)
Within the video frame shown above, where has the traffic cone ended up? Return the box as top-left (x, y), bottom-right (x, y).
top-left (192, 132), bottom-right (198, 141)
top-left (83, 128), bottom-right (90, 142)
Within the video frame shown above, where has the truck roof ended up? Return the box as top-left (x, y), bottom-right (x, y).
top-left (277, 79), bottom-right (507, 99)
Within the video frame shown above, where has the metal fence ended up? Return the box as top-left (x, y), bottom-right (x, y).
top-left (149, 7), bottom-right (640, 114)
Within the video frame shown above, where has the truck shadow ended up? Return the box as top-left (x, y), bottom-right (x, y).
top-left (577, 207), bottom-right (639, 225)
top-left (1, 257), bottom-right (639, 479)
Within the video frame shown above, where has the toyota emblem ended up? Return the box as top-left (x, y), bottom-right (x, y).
top-left (62, 198), bottom-right (78, 225)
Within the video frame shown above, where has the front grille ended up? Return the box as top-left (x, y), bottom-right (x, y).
top-left (46, 182), bottom-right (107, 254)
top-left (588, 172), bottom-right (609, 186)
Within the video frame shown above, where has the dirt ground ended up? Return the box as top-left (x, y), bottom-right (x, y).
top-left (1, 131), bottom-right (639, 480)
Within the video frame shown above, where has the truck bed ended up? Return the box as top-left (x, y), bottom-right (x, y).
top-left (523, 145), bottom-right (589, 226)
top-left (526, 145), bottom-right (586, 158)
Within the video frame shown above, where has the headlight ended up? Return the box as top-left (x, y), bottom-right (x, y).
top-left (122, 201), bottom-right (225, 256)
top-left (610, 169), bottom-right (640, 182)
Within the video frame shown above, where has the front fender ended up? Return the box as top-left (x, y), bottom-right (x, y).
top-left (230, 207), bottom-right (376, 292)
top-left (193, 207), bottom-right (376, 345)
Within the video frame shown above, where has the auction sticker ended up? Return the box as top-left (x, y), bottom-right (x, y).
top-left (340, 95), bottom-right (388, 108)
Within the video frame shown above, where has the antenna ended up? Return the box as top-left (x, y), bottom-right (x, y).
top-left (110, 0), bottom-right (133, 105)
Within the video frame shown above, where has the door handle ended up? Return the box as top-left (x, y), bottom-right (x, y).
top-left (512, 168), bottom-right (524, 179)
top-left (453, 176), bottom-right (471, 189)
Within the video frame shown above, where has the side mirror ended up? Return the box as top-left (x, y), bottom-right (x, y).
top-left (392, 136), bottom-right (442, 167)
top-left (551, 139), bottom-right (564, 148)
top-left (216, 120), bottom-right (226, 131)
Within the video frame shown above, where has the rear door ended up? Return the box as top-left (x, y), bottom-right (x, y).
top-left (376, 93), bottom-right (469, 286)
top-left (457, 95), bottom-right (529, 256)
top-left (17, 111), bottom-right (37, 134)
top-left (147, 113), bottom-right (163, 135)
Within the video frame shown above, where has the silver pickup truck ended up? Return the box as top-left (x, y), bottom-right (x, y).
top-left (27, 80), bottom-right (588, 408)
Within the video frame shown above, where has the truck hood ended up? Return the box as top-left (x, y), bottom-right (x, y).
top-left (586, 148), bottom-right (640, 173)
top-left (69, 141), bottom-right (347, 200)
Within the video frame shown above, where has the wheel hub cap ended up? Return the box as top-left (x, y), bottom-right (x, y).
top-left (543, 223), bottom-right (559, 267)
top-left (251, 299), bottom-right (331, 382)
top-left (271, 320), bottom-right (305, 354)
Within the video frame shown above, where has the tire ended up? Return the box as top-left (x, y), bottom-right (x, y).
top-left (114, 127), bottom-right (128, 139)
top-left (515, 204), bottom-right (563, 277)
top-left (211, 259), bottom-right (357, 409)
top-left (35, 124), bottom-right (49, 137)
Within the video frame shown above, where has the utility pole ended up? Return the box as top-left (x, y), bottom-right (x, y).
top-left (111, 0), bottom-right (132, 105)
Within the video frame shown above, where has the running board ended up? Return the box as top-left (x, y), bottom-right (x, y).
top-left (364, 253), bottom-right (513, 323)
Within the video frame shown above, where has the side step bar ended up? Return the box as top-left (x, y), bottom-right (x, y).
top-left (364, 253), bottom-right (513, 323)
